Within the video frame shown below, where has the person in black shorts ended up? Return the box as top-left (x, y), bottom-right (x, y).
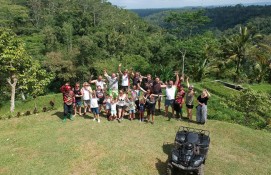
top-left (96, 85), bottom-right (105, 113)
top-left (185, 77), bottom-right (195, 121)
top-left (152, 77), bottom-right (163, 112)
top-left (73, 82), bottom-right (83, 116)
top-left (143, 93), bottom-right (164, 124)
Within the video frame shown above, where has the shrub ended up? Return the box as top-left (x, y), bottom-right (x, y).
top-left (231, 88), bottom-right (271, 129)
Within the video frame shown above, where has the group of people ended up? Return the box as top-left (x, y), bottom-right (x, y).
top-left (60, 64), bottom-right (210, 124)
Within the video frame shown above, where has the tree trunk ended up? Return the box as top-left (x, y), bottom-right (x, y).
top-left (7, 76), bottom-right (18, 113)
top-left (179, 50), bottom-right (186, 77)
top-left (21, 91), bottom-right (26, 101)
top-left (234, 58), bottom-right (241, 82)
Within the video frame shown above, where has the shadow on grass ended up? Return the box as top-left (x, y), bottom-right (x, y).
top-left (155, 158), bottom-right (167, 175)
top-left (155, 142), bottom-right (174, 175)
top-left (52, 111), bottom-right (64, 120)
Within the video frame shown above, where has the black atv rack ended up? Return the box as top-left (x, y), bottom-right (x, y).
top-left (177, 126), bottom-right (210, 136)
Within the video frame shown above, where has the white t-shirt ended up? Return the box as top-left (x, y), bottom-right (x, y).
top-left (166, 86), bottom-right (176, 100)
top-left (96, 80), bottom-right (105, 90)
top-left (121, 74), bottom-right (129, 86)
top-left (82, 88), bottom-right (91, 100)
top-left (90, 98), bottom-right (99, 108)
top-left (131, 90), bottom-right (139, 101)
top-left (111, 102), bottom-right (117, 111)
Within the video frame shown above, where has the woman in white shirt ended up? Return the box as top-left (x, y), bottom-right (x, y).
top-left (117, 90), bottom-right (127, 121)
top-left (119, 63), bottom-right (130, 92)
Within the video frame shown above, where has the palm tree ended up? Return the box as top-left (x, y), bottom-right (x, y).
top-left (250, 36), bottom-right (271, 83)
top-left (223, 26), bottom-right (261, 82)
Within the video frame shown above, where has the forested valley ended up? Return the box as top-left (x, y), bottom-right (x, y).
top-left (0, 0), bottom-right (271, 129)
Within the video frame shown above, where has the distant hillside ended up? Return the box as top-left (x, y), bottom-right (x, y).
top-left (132, 4), bottom-right (271, 31)
top-left (131, 2), bottom-right (271, 18)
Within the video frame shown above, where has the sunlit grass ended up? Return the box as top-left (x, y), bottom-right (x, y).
top-left (0, 109), bottom-right (270, 175)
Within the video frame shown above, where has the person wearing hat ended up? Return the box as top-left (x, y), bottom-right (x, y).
top-left (81, 82), bottom-right (92, 115)
top-left (185, 77), bottom-right (195, 122)
top-left (60, 83), bottom-right (75, 122)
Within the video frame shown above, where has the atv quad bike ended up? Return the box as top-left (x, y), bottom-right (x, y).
top-left (167, 126), bottom-right (210, 175)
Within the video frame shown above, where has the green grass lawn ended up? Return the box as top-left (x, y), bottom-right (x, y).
top-left (244, 83), bottom-right (271, 93)
top-left (0, 109), bottom-right (270, 175)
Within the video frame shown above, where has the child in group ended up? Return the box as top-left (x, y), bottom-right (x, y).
top-left (90, 91), bottom-right (100, 123)
top-left (104, 94), bottom-right (112, 120)
top-left (126, 97), bottom-right (136, 120)
top-left (110, 98), bottom-right (117, 121)
top-left (144, 94), bottom-right (162, 124)
top-left (138, 98), bottom-right (145, 122)
top-left (130, 85), bottom-right (140, 112)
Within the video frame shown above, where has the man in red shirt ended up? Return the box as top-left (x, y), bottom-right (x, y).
top-left (60, 83), bottom-right (75, 122)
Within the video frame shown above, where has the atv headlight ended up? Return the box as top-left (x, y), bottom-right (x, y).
top-left (192, 156), bottom-right (204, 167)
top-left (172, 153), bottom-right (178, 162)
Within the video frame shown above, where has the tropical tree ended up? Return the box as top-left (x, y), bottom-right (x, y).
top-left (249, 35), bottom-right (271, 83)
top-left (19, 60), bottom-right (55, 108)
top-left (0, 28), bottom-right (31, 112)
top-left (222, 26), bottom-right (261, 82)
top-left (164, 10), bottom-right (211, 38)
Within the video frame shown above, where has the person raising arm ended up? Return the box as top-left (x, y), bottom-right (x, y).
top-left (104, 69), bottom-right (119, 98)
top-left (118, 63), bottom-right (130, 92)
top-left (185, 77), bottom-right (195, 122)
top-left (161, 72), bottom-right (179, 119)
top-left (196, 89), bottom-right (211, 124)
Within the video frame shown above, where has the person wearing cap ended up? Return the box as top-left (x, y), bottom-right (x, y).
top-left (185, 77), bottom-right (195, 121)
top-left (81, 82), bottom-right (92, 115)
top-left (104, 69), bottom-right (119, 98)
top-left (196, 89), bottom-right (210, 124)
top-left (60, 83), bottom-right (75, 122)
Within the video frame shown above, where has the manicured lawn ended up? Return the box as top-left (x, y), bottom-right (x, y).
top-left (0, 109), bottom-right (270, 175)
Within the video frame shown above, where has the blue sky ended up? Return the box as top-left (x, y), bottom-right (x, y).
top-left (107, 0), bottom-right (270, 9)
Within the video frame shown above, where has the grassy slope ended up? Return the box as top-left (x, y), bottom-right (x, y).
top-left (0, 110), bottom-right (270, 175)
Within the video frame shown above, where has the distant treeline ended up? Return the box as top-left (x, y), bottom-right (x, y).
top-left (132, 4), bottom-right (271, 31)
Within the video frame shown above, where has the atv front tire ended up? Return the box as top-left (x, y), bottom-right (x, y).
top-left (197, 164), bottom-right (204, 175)
top-left (167, 162), bottom-right (179, 175)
